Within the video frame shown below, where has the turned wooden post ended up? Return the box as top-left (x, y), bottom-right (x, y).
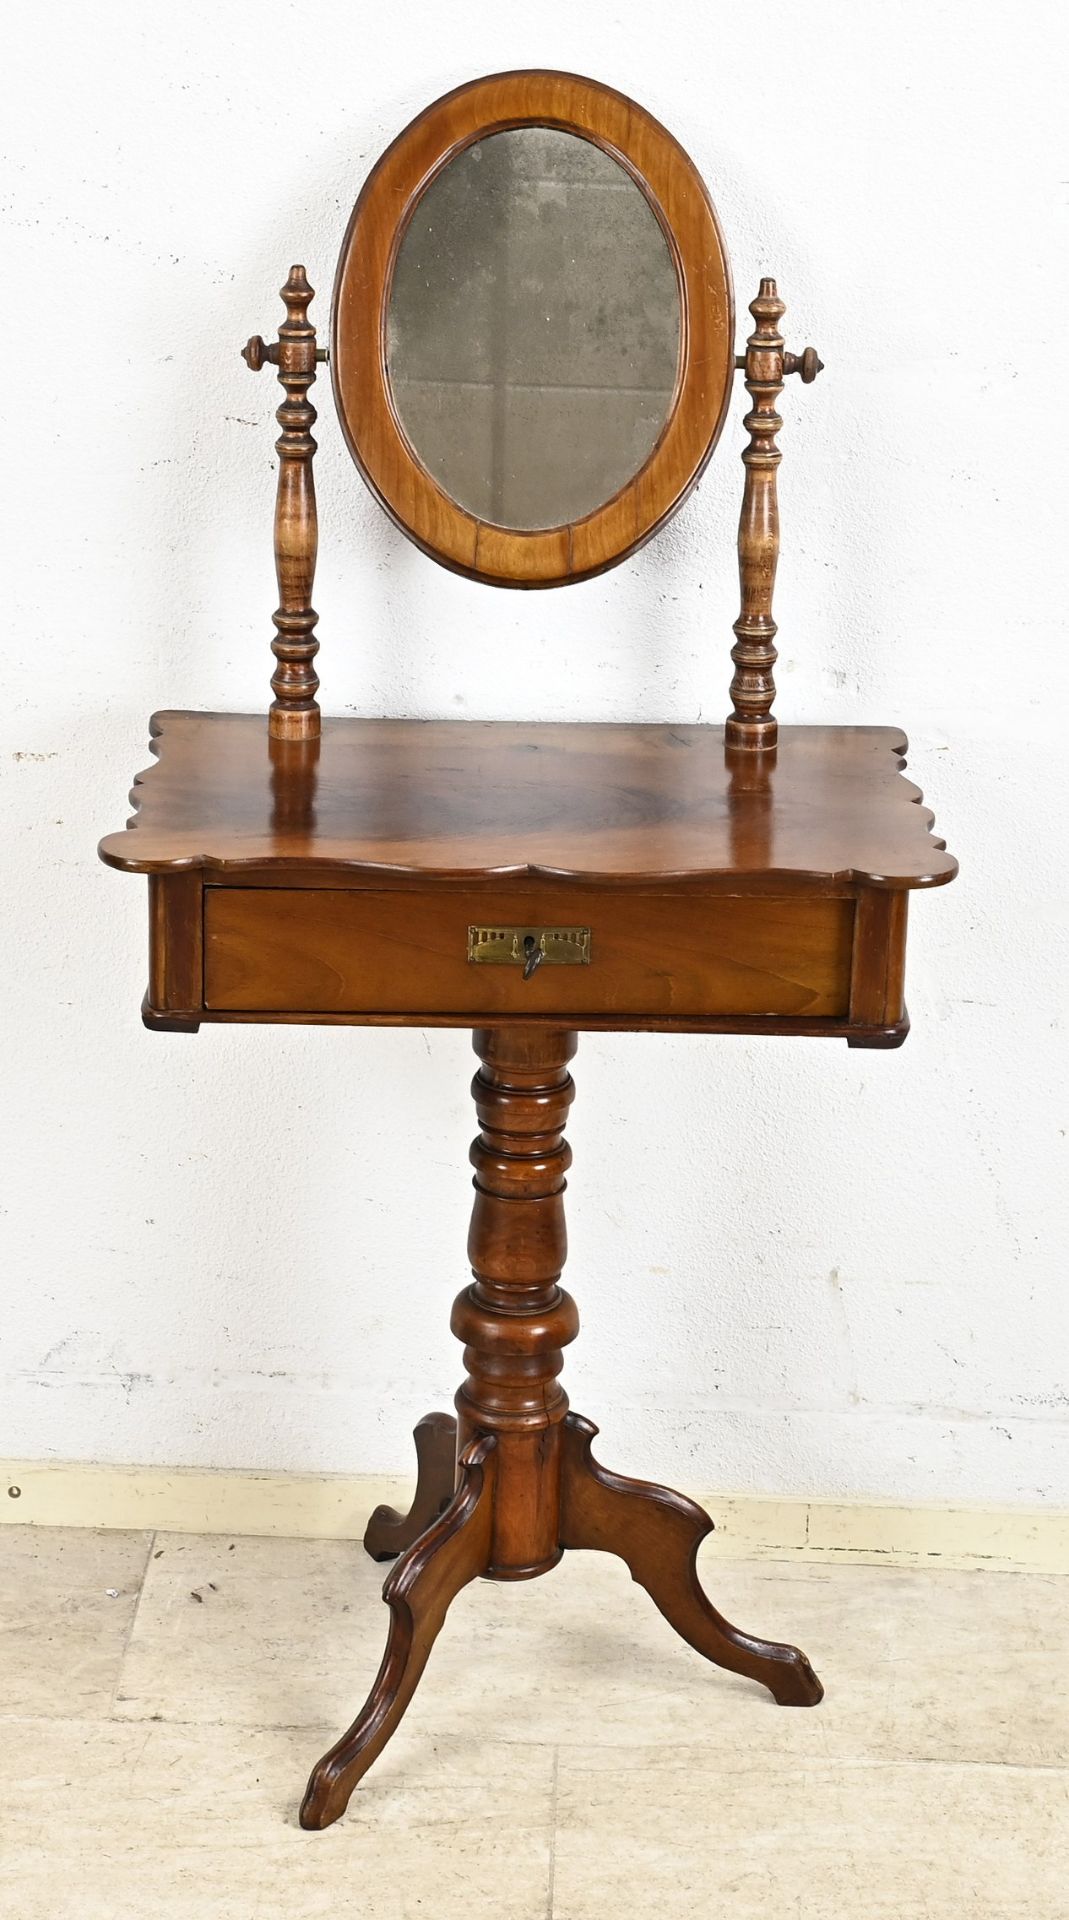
top-left (243, 266), bottom-right (321, 741)
top-left (452, 1027), bottom-right (580, 1578)
top-left (726, 278), bottom-right (823, 752)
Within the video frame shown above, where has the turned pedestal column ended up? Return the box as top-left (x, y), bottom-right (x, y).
top-left (453, 1027), bottom-right (579, 1577)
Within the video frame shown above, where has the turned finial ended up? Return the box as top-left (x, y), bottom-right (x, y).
top-left (243, 265), bottom-right (322, 741)
top-left (726, 278), bottom-right (823, 752)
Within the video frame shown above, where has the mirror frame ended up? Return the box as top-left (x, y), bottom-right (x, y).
top-left (332, 70), bottom-right (735, 589)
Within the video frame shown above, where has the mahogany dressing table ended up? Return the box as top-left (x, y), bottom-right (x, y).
top-left (99, 72), bottom-right (956, 1829)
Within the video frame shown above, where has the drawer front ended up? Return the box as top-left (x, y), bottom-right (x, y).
top-left (204, 887), bottom-right (854, 1019)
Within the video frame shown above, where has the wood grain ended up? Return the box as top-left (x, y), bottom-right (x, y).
top-left (242, 267), bottom-right (321, 739)
top-left (455, 1027), bottom-right (579, 1577)
top-left (725, 278), bottom-right (823, 747)
top-left (362, 1411), bottom-right (458, 1562)
top-left (331, 69), bottom-right (734, 587)
top-left (300, 1431), bottom-right (497, 1829)
top-left (727, 278), bottom-right (786, 749)
top-left (147, 871), bottom-right (201, 1021)
top-left (298, 1032), bottom-right (824, 1827)
top-left (99, 713), bottom-right (957, 890)
top-left (202, 885), bottom-right (855, 1019)
top-left (560, 1413), bottom-right (823, 1705)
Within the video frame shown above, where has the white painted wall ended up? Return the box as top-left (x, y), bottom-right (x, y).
top-left (4, 0), bottom-right (1067, 1505)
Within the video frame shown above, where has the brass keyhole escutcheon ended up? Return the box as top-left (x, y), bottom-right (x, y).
top-left (467, 925), bottom-right (591, 969)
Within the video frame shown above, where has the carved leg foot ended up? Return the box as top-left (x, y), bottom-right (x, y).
top-left (301, 1432), bottom-right (496, 1830)
top-left (559, 1413), bottom-right (823, 1708)
top-left (363, 1411), bottom-right (458, 1562)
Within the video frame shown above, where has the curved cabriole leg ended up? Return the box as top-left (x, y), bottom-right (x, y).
top-left (559, 1413), bottom-right (823, 1707)
top-left (300, 1433), bottom-right (496, 1830)
top-left (363, 1411), bottom-right (458, 1562)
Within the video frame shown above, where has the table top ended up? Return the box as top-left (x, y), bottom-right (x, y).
top-left (98, 712), bottom-right (956, 892)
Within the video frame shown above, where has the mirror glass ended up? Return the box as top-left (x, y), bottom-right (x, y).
top-left (386, 128), bottom-right (681, 531)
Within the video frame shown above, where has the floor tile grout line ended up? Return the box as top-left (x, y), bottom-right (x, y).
top-left (6, 1704), bottom-right (1069, 1778)
top-left (547, 1744), bottom-right (560, 1920)
top-left (4, 1706), bottom-right (1069, 1783)
top-left (108, 1526), bottom-right (156, 1719)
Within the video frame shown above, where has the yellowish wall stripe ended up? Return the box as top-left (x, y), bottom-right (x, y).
top-left (3, 1460), bottom-right (1067, 1572)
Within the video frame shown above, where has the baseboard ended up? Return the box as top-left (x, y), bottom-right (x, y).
top-left (3, 1458), bottom-right (1066, 1572)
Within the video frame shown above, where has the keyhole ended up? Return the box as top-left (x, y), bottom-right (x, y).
top-left (522, 934), bottom-right (544, 980)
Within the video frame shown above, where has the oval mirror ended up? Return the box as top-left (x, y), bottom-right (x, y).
top-left (332, 71), bottom-right (734, 587)
top-left (386, 127), bottom-right (681, 532)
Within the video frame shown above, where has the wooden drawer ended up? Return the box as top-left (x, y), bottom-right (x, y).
top-left (203, 886), bottom-right (855, 1019)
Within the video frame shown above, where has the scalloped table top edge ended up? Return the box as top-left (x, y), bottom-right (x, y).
top-left (97, 713), bottom-right (958, 891)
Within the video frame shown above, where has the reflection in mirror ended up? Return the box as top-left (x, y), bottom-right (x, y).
top-left (386, 128), bottom-right (681, 531)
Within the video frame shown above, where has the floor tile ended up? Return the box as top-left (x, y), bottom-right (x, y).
top-left (0, 1717), bottom-right (553, 1920)
top-left (6, 1521), bottom-right (1069, 1916)
top-left (705, 1556), bottom-right (1069, 1768)
top-left (114, 1533), bottom-right (1069, 1773)
top-left (553, 1750), bottom-right (1069, 1919)
top-left (0, 1526), bottom-right (152, 1718)
top-left (114, 1531), bottom-right (386, 1729)
top-left (382, 1551), bottom-right (1069, 1773)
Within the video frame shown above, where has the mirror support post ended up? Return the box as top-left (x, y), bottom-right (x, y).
top-left (243, 266), bottom-right (324, 741)
top-left (726, 279), bottom-right (823, 752)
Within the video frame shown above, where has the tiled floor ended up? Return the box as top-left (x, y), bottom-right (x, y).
top-left (1, 1523), bottom-right (1066, 1917)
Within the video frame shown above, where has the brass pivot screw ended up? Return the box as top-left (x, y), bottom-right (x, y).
top-left (241, 334), bottom-right (278, 371)
top-left (733, 344), bottom-right (823, 381)
top-left (242, 334), bottom-right (328, 370)
top-left (784, 344), bottom-right (824, 383)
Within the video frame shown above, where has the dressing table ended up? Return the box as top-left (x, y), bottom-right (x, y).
top-left (99, 71), bottom-right (956, 1829)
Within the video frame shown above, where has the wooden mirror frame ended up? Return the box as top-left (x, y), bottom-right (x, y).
top-left (331, 70), bottom-right (735, 589)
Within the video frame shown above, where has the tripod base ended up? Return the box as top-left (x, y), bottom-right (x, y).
top-left (301, 1029), bottom-right (822, 1830)
top-left (300, 1409), bottom-right (822, 1830)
